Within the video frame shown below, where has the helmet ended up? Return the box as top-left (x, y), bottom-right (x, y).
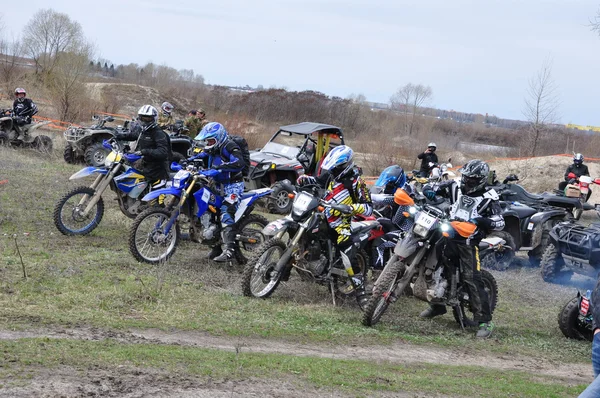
top-left (373, 165), bottom-right (407, 194)
top-left (137, 105), bottom-right (158, 130)
top-left (161, 101), bottom-right (174, 115)
top-left (15, 87), bottom-right (26, 102)
top-left (321, 145), bottom-right (355, 181)
top-left (427, 142), bottom-right (437, 151)
top-left (195, 122), bottom-right (228, 153)
top-left (574, 153), bottom-right (584, 165)
top-left (459, 159), bottom-right (489, 195)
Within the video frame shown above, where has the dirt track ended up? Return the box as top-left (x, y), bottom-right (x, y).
top-left (0, 325), bottom-right (591, 397)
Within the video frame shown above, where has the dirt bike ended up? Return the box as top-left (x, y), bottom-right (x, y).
top-left (54, 140), bottom-right (154, 235)
top-left (558, 291), bottom-right (593, 341)
top-left (129, 163), bottom-right (271, 265)
top-left (0, 110), bottom-right (52, 152)
top-left (362, 189), bottom-right (498, 328)
top-left (240, 182), bottom-right (379, 305)
top-left (561, 174), bottom-right (600, 220)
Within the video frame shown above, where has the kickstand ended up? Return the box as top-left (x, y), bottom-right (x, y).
top-left (454, 305), bottom-right (465, 331)
top-left (330, 280), bottom-right (337, 306)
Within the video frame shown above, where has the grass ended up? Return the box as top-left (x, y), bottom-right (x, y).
top-left (0, 338), bottom-right (588, 397)
top-left (0, 146), bottom-right (595, 395)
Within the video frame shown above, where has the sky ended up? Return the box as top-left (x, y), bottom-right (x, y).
top-left (2, 0), bottom-right (600, 126)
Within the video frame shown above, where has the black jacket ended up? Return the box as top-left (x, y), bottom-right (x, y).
top-left (417, 151), bottom-right (438, 174)
top-left (119, 124), bottom-right (172, 181)
top-left (564, 163), bottom-right (589, 181)
top-left (12, 99), bottom-right (38, 122)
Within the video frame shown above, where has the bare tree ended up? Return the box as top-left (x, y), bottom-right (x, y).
top-left (522, 58), bottom-right (560, 156)
top-left (0, 37), bottom-right (27, 96)
top-left (390, 83), bottom-right (433, 136)
top-left (22, 9), bottom-right (84, 75)
top-left (590, 8), bottom-right (600, 36)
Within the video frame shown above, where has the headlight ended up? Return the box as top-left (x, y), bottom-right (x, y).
top-left (262, 163), bottom-right (271, 170)
top-left (441, 223), bottom-right (451, 232)
top-left (409, 206), bottom-right (418, 215)
top-left (413, 224), bottom-right (429, 237)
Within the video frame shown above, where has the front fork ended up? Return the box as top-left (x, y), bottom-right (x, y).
top-left (160, 177), bottom-right (197, 235)
top-left (272, 225), bottom-right (306, 277)
top-left (79, 164), bottom-right (122, 216)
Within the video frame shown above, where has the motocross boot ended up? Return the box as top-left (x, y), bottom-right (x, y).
top-left (476, 321), bottom-right (495, 339)
top-left (207, 245), bottom-right (222, 260)
top-left (213, 227), bottom-right (235, 263)
top-left (419, 304), bottom-right (447, 318)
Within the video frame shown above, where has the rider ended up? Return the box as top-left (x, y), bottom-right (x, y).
top-left (10, 88), bottom-right (38, 139)
top-left (193, 122), bottom-right (246, 262)
top-left (118, 105), bottom-right (172, 185)
top-left (421, 159), bottom-right (504, 338)
top-left (158, 101), bottom-right (175, 129)
top-left (559, 153), bottom-right (591, 200)
top-left (184, 110), bottom-right (202, 138)
top-left (370, 165), bottom-right (414, 270)
top-left (297, 145), bottom-right (373, 305)
top-left (417, 142), bottom-right (439, 178)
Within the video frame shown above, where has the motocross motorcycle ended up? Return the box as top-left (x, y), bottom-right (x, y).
top-left (240, 182), bottom-right (379, 304)
top-left (129, 163), bottom-right (271, 264)
top-left (561, 173), bottom-right (600, 220)
top-left (362, 189), bottom-right (498, 328)
top-left (53, 140), bottom-right (156, 236)
top-left (0, 110), bottom-right (52, 152)
top-left (558, 291), bottom-right (593, 341)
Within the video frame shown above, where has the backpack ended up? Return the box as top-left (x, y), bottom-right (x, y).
top-left (223, 135), bottom-right (251, 176)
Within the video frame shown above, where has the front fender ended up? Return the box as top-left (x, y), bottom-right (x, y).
top-left (141, 187), bottom-right (183, 202)
top-left (69, 167), bottom-right (108, 180)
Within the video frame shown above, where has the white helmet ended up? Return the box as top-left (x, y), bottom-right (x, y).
top-left (427, 142), bottom-right (437, 148)
top-left (137, 105), bottom-right (158, 129)
top-left (161, 101), bottom-right (174, 115)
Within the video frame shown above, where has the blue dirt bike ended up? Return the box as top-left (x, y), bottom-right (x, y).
top-left (128, 163), bottom-right (272, 264)
top-left (53, 140), bottom-right (152, 235)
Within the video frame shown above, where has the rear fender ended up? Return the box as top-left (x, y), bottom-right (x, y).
top-left (69, 167), bottom-right (108, 180)
top-left (262, 218), bottom-right (294, 238)
top-left (141, 187), bottom-right (182, 202)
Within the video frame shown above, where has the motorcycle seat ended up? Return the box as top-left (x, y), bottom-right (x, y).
top-left (351, 220), bottom-right (380, 234)
top-left (377, 218), bottom-right (397, 233)
top-left (241, 187), bottom-right (272, 199)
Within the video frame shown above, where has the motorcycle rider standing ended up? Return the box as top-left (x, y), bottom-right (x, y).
top-left (558, 153), bottom-right (591, 200)
top-left (417, 143), bottom-right (439, 178)
top-left (421, 159), bottom-right (504, 338)
top-left (118, 105), bottom-right (172, 185)
top-left (193, 122), bottom-right (246, 262)
top-left (297, 145), bottom-right (373, 306)
top-left (8, 88), bottom-right (38, 140)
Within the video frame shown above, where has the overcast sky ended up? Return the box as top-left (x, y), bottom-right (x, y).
top-left (2, 0), bottom-right (600, 125)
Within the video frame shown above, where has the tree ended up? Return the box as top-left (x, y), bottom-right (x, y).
top-left (590, 8), bottom-right (600, 36)
top-left (390, 83), bottom-right (433, 136)
top-left (0, 37), bottom-right (27, 96)
top-left (22, 9), bottom-right (84, 75)
top-left (522, 58), bottom-right (560, 156)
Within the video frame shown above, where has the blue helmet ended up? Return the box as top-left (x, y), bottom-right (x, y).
top-left (321, 145), bottom-right (355, 181)
top-left (373, 165), bottom-right (406, 194)
top-left (195, 122), bottom-right (228, 153)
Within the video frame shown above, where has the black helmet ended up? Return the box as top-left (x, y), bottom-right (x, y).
top-left (459, 159), bottom-right (489, 195)
top-left (574, 153), bottom-right (584, 165)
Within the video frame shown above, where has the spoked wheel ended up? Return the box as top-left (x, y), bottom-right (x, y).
top-left (452, 269), bottom-right (498, 328)
top-left (362, 259), bottom-right (403, 327)
top-left (241, 238), bottom-right (287, 298)
top-left (129, 207), bottom-right (180, 264)
top-left (53, 186), bottom-right (104, 235)
top-left (235, 214), bottom-right (269, 264)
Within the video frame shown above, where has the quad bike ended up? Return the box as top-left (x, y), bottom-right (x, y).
top-left (163, 120), bottom-right (195, 163)
top-left (63, 115), bottom-right (129, 166)
top-left (408, 158), bottom-right (455, 193)
top-left (0, 110), bottom-right (52, 152)
top-left (245, 122), bottom-right (344, 214)
top-left (558, 291), bottom-right (593, 341)
top-left (540, 221), bottom-right (600, 284)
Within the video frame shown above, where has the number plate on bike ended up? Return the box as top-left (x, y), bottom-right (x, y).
top-left (416, 212), bottom-right (436, 229)
top-left (294, 192), bottom-right (313, 211)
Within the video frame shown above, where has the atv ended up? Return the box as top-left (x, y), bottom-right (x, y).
top-left (0, 110), bottom-right (52, 152)
top-left (63, 115), bottom-right (130, 167)
top-left (163, 119), bottom-right (194, 163)
top-left (558, 291), bottom-right (593, 341)
top-left (540, 221), bottom-right (600, 284)
top-left (245, 122), bottom-right (344, 214)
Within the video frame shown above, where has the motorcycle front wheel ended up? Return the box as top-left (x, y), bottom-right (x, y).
top-left (362, 258), bottom-right (404, 327)
top-left (129, 207), bottom-right (180, 264)
top-left (241, 238), bottom-right (287, 298)
top-left (53, 186), bottom-right (104, 236)
top-left (452, 269), bottom-right (498, 328)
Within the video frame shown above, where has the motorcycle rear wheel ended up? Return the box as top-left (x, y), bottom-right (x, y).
top-left (241, 238), bottom-right (287, 298)
top-left (362, 258), bottom-right (403, 327)
top-left (235, 214), bottom-right (269, 264)
top-left (53, 186), bottom-right (104, 236)
top-left (452, 269), bottom-right (498, 328)
top-left (129, 207), bottom-right (180, 264)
